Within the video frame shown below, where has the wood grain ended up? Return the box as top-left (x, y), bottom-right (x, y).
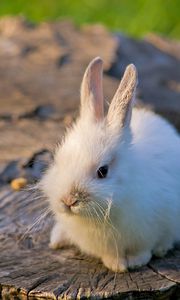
top-left (0, 187), bottom-right (179, 300)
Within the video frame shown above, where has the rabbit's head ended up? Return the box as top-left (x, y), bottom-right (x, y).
top-left (41, 57), bottom-right (138, 219)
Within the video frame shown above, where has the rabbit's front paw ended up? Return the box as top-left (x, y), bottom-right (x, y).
top-left (102, 255), bottom-right (127, 272)
top-left (127, 251), bottom-right (151, 269)
top-left (49, 223), bottom-right (69, 250)
top-left (49, 238), bottom-right (69, 250)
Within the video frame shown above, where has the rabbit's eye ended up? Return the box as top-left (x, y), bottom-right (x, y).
top-left (97, 165), bottom-right (108, 179)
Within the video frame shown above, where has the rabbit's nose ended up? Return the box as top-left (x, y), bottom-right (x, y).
top-left (62, 195), bottom-right (78, 207)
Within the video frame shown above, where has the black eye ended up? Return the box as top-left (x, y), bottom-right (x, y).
top-left (97, 165), bottom-right (108, 179)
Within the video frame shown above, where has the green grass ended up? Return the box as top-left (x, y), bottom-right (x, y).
top-left (0, 0), bottom-right (179, 38)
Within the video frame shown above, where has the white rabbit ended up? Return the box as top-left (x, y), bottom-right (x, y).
top-left (40, 57), bottom-right (180, 272)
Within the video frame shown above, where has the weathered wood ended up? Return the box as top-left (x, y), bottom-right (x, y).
top-left (0, 17), bottom-right (180, 299)
top-left (0, 17), bottom-right (118, 164)
top-left (0, 187), bottom-right (179, 300)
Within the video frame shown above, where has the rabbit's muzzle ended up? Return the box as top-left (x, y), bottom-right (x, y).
top-left (62, 187), bottom-right (89, 208)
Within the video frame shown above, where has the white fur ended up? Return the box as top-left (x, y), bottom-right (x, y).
top-left (40, 58), bottom-right (180, 272)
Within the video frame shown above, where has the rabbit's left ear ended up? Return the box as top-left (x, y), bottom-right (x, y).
top-left (80, 57), bottom-right (104, 121)
top-left (107, 64), bottom-right (138, 131)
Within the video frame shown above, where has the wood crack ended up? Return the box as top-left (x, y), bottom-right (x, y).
top-left (148, 263), bottom-right (180, 286)
top-left (53, 274), bottom-right (79, 299)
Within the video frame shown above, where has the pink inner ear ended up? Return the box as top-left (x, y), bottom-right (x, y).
top-left (107, 64), bottom-right (137, 129)
top-left (89, 59), bottom-right (104, 120)
top-left (81, 57), bottom-right (104, 121)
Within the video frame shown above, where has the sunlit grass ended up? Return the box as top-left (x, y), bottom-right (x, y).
top-left (0, 0), bottom-right (179, 38)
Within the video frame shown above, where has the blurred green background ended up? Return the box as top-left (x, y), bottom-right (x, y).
top-left (0, 0), bottom-right (179, 38)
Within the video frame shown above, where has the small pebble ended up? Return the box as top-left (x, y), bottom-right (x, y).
top-left (63, 114), bottom-right (73, 126)
top-left (10, 177), bottom-right (27, 191)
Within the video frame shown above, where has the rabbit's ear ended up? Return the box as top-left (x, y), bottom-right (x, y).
top-left (107, 64), bottom-right (138, 131)
top-left (80, 57), bottom-right (104, 121)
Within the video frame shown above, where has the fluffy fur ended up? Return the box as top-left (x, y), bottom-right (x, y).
top-left (40, 57), bottom-right (180, 272)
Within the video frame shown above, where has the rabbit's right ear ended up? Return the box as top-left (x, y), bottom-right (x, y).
top-left (80, 57), bottom-right (104, 121)
top-left (107, 64), bottom-right (138, 133)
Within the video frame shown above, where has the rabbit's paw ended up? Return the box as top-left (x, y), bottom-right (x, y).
top-left (102, 255), bottom-right (127, 272)
top-left (127, 251), bottom-right (151, 269)
top-left (49, 223), bottom-right (69, 250)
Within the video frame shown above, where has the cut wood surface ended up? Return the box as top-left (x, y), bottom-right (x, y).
top-left (0, 17), bottom-right (180, 299)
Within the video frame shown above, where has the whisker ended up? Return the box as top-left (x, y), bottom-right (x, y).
top-left (18, 207), bottom-right (51, 242)
top-left (91, 199), bottom-right (120, 278)
top-left (93, 204), bottom-right (107, 251)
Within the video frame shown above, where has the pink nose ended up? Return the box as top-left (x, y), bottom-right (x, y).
top-left (62, 195), bottom-right (78, 207)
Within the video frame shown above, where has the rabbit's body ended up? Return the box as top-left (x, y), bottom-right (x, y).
top-left (41, 58), bottom-right (180, 272)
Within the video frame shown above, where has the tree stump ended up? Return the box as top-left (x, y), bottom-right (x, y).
top-left (0, 17), bottom-right (179, 299)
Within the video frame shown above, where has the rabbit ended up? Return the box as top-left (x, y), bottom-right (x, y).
top-left (40, 57), bottom-right (180, 272)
